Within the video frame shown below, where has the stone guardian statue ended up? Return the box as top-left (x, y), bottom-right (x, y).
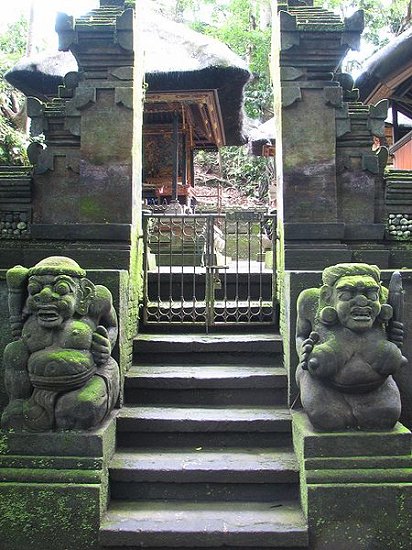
top-left (296, 263), bottom-right (407, 431)
top-left (1, 256), bottom-right (120, 431)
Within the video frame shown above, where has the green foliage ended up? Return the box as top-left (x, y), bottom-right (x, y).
top-left (316, 0), bottom-right (412, 47)
top-left (0, 118), bottom-right (29, 166)
top-left (196, 146), bottom-right (273, 200)
top-left (0, 16), bottom-right (29, 166)
top-left (0, 16), bottom-right (28, 93)
top-left (189, 0), bottom-right (273, 119)
top-left (149, 0), bottom-right (273, 120)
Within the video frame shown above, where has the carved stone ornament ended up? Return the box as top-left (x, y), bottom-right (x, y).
top-left (1, 256), bottom-right (120, 432)
top-left (295, 263), bottom-right (406, 431)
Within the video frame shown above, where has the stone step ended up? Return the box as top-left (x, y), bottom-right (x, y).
top-left (133, 333), bottom-right (283, 366)
top-left (124, 365), bottom-right (287, 406)
top-left (109, 448), bottom-right (299, 501)
top-left (101, 547), bottom-right (307, 550)
top-left (100, 500), bottom-right (309, 548)
top-left (117, 406), bottom-right (291, 432)
top-left (133, 350), bottom-right (283, 366)
top-left (126, 365), bottom-right (286, 387)
top-left (116, 406), bottom-right (292, 449)
top-left (134, 333), bottom-right (283, 355)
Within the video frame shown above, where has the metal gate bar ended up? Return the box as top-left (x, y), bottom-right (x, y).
top-left (142, 211), bottom-right (276, 327)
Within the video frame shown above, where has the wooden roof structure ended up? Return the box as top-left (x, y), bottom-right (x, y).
top-left (144, 90), bottom-right (225, 150)
top-left (356, 27), bottom-right (412, 123)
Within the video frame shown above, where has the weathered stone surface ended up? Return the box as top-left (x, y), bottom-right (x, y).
top-left (284, 223), bottom-right (345, 240)
top-left (337, 170), bottom-right (378, 223)
top-left (0, 414), bottom-right (116, 550)
top-left (292, 411), bottom-right (411, 458)
top-left (0, 276), bottom-right (11, 413)
top-left (281, 90), bottom-right (337, 223)
top-left (352, 248), bottom-right (390, 267)
top-left (134, 332), bottom-right (283, 354)
top-left (0, 412), bottom-right (116, 457)
top-left (100, 501), bottom-right (309, 548)
top-left (293, 410), bottom-right (412, 550)
top-left (117, 405), bottom-right (292, 432)
top-left (306, 483), bottom-right (412, 549)
top-left (344, 223), bottom-right (385, 240)
top-left (125, 365), bottom-right (287, 388)
top-left (283, 248), bottom-right (352, 271)
top-left (109, 448), bottom-right (300, 502)
top-left (109, 448), bottom-right (298, 483)
top-left (30, 223), bottom-right (131, 241)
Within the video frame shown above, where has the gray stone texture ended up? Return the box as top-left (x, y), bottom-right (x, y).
top-left (0, 414), bottom-right (116, 550)
top-left (284, 269), bottom-right (412, 431)
top-left (292, 410), bottom-right (412, 550)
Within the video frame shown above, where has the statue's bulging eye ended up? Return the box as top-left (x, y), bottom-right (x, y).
top-left (28, 283), bottom-right (42, 296)
top-left (54, 282), bottom-right (71, 296)
top-left (338, 291), bottom-right (352, 301)
top-left (367, 291), bottom-right (379, 301)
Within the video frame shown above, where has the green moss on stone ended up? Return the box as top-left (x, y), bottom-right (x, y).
top-left (0, 483), bottom-right (101, 549)
top-left (77, 378), bottom-right (105, 403)
top-left (79, 197), bottom-right (104, 222)
top-left (0, 434), bottom-right (9, 455)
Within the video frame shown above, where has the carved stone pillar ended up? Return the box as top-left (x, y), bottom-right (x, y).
top-left (26, 0), bottom-right (142, 270)
top-left (273, 1), bottom-right (364, 269)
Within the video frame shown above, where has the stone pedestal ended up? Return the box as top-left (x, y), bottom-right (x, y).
top-left (292, 410), bottom-right (412, 549)
top-left (0, 414), bottom-right (116, 550)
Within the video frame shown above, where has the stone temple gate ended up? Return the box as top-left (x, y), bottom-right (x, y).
top-left (1, 1), bottom-right (412, 549)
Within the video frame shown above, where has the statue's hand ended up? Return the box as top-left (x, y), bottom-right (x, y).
top-left (10, 322), bottom-right (23, 340)
top-left (92, 325), bottom-right (111, 365)
top-left (299, 331), bottom-right (320, 371)
top-left (388, 320), bottom-right (404, 348)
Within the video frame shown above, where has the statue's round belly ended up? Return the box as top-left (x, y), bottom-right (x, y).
top-left (28, 349), bottom-right (96, 390)
top-left (330, 356), bottom-right (385, 393)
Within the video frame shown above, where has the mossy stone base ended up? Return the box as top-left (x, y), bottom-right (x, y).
top-left (0, 414), bottom-right (116, 550)
top-left (292, 410), bottom-right (412, 549)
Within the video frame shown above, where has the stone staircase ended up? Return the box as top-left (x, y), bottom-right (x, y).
top-left (99, 332), bottom-right (308, 549)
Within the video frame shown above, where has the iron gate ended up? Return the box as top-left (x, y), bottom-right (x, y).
top-left (142, 210), bottom-right (276, 327)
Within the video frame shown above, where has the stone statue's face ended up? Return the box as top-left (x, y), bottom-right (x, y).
top-left (26, 274), bottom-right (81, 328)
top-left (332, 275), bottom-right (381, 332)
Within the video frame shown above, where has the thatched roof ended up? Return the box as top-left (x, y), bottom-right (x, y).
top-left (5, 8), bottom-right (251, 145)
top-left (356, 27), bottom-right (412, 120)
top-left (5, 51), bottom-right (78, 100)
top-left (247, 117), bottom-right (276, 156)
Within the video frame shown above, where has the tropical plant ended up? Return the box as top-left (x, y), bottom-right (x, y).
top-left (0, 16), bottom-right (30, 165)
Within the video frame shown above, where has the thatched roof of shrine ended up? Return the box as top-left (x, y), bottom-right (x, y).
top-left (247, 117), bottom-right (276, 156)
top-left (356, 27), bottom-right (412, 120)
top-left (5, 9), bottom-right (251, 145)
